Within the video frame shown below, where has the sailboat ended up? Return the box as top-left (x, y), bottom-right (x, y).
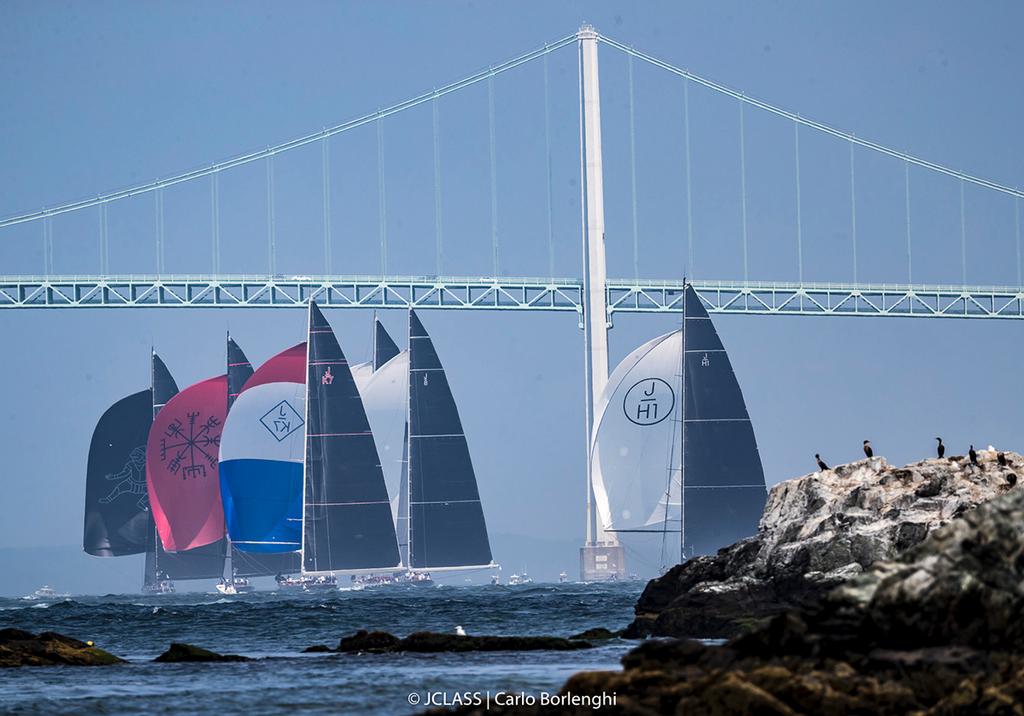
top-left (303, 301), bottom-right (402, 577)
top-left (84, 351), bottom-right (227, 594)
top-left (590, 283), bottom-right (767, 568)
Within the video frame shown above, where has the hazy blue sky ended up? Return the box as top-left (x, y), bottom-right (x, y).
top-left (1, 2), bottom-right (1022, 590)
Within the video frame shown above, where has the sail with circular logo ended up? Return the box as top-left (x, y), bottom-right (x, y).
top-left (146, 374), bottom-right (229, 552)
top-left (591, 284), bottom-right (767, 558)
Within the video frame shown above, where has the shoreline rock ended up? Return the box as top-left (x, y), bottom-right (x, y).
top-left (0, 628), bottom-right (124, 668)
top-left (627, 452), bottom-right (1023, 639)
top-left (453, 482), bottom-right (1024, 715)
top-left (309, 630), bottom-right (593, 654)
top-left (153, 643), bottom-right (250, 663)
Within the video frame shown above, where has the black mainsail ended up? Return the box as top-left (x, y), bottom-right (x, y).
top-left (303, 301), bottom-right (401, 574)
top-left (407, 310), bottom-right (493, 570)
top-left (680, 283), bottom-right (767, 557)
top-left (373, 317), bottom-right (401, 370)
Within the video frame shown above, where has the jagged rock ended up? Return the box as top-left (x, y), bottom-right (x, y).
top-left (444, 485), bottom-right (1024, 715)
top-left (321, 629), bottom-right (592, 654)
top-left (0, 628), bottom-right (124, 667)
top-left (153, 643), bottom-right (250, 663)
top-left (627, 452), bottom-right (1023, 638)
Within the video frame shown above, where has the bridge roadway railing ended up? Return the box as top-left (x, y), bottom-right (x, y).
top-left (1, 274), bottom-right (1023, 319)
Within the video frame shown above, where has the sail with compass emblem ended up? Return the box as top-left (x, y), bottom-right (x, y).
top-left (146, 374), bottom-right (229, 552)
top-left (591, 284), bottom-right (767, 559)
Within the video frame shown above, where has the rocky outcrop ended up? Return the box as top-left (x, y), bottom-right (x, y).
top-left (153, 643), bottom-right (250, 663)
top-left (0, 629), bottom-right (124, 667)
top-left (448, 484), bottom-right (1024, 715)
top-left (627, 451), bottom-right (1023, 638)
top-left (310, 629), bottom-right (593, 654)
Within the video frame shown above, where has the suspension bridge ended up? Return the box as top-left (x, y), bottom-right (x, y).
top-left (2, 26), bottom-right (1021, 321)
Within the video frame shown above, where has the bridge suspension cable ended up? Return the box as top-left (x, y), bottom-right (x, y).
top-left (377, 117), bottom-right (388, 274)
top-left (0, 33), bottom-right (577, 230)
top-left (628, 54), bottom-right (639, 280)
top-left (432, 94), bottom-right (443, 275)
top-left (543, 53), bottom-right (555, 279)
top-left (488, 75), bottom-right (500, 275)
top-left (598, 34), bottom-right (1024, 200)
top-left (682, 78), bottom-right (694, 274)
top-left (211, 172), bottom-right (221, 273)
top-left (322, 136), bottom-right (332, 272)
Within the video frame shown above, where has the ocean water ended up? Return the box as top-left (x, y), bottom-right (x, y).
top-left (0, 582), bottom-right (641, 714)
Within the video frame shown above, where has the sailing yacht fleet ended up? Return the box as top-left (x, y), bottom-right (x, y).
top-left (84, 304), bottom-right (496, 592)
top-left (82, 284), bottom-right (768, 593)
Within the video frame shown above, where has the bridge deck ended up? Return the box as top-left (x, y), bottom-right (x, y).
top-left (1, 275), bottom-right (1022, 319)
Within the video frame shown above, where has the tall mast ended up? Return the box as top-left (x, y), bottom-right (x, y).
top-left (679, 282), bottom-right (688, 561)
top-left (300, 300), bottom-right (312, 573)
top-left (223, 331), bottom-right (233, 582)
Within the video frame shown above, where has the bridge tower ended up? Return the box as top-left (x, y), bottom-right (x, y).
top-left (577, 24), bottom-right (626, 582)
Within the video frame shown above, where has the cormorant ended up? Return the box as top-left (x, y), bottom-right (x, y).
top-left (998, 452), bottom-right (1008, 467)
top-left (1008, 473), bottom-right (1018, 488)
top-left (815, 454), bottom-right (829, 472)
top-left (969, 445), bottom-right (978, 466)
top-left (863, 440), bottom-right (873, 459)
top-left (936, 437), bottom-right (945, 459)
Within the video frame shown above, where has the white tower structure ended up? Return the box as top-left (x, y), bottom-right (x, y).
top-left (577, 24), bottom-right (626, 582)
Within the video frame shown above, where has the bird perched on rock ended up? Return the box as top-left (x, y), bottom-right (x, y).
top-left (863, 440), bottom-right (873, 458)
top-left (936, 437), bottom-right (945, 459)
top-left (455, 626), bottom-right (466, 636)
top-left (998, 452), bottom-right (1008, 467)
top-left (815, 454), bottom-right (829, 472)
top-left (969, 445), bottom-right (978, 466)
top-left (1008, 473), bottom-right (1018, 488)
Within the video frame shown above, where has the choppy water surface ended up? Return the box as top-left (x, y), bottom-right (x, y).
top-left (0, 583), bottom-right (640, 714)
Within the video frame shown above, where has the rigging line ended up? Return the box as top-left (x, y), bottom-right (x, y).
top-left (739, 100), bottom-right (748, 282)
top-left (432, 94), bottom-right (443, 275)
top-left (211, 172), bottom-right (220, 274)
top-left (322, 135), bottom-right (332, 273)
top-left (543, 53), bottom-right (555, 279)
top-left (905, 160), bottom-right (912, 283)
top-left (850, 141), bottom-right (858, 283)
top-left (266, 154), bottom-right (276, 274)
top-left (960, 179), bottom-right (967, 285)
top-left (1, 33), bottom-right (578, 229)
top-left (488, 74), bottom-right (499, 275)
top-left (377, 116), bottom-right (388, 275)
top-left (794, 121), bottom-right (803, 283)
top-left (683, 78), bottom-right (694, 275)
top-left (628, 54), bottom-right (639, 281)
top-left (598, 34), bottom-right (1024, 200)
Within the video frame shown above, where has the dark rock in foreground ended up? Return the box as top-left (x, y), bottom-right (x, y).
top-left (317, 630), bottom-right (592, 654)
top-left (568, 627), bottom-right (621, 641)
top-left (453, 485), bottom-right (1024, 715)
top-left (0, 628), bottom-right (124, 668)
top-left (628, 452), bottom-right (1022, 639)
top-left (153, 643), bottom-right (250, 663)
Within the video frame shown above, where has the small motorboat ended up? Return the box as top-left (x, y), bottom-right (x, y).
top-left (216, 576), bottom-right (255, 595)
top-left (23, 585), bottom-right (69, 601)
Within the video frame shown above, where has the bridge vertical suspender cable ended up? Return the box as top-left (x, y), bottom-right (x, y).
top-left (211, 173), bottom-right (221, 274)
top-left (960, 180), bottom-right (967, 284)
top-left (432, 94), bottom-right (443, 275)
top-left (1016, 199), bottom-right (1022, 287)
top-left (377, 116), bottom-right (388, 274)
top-left (322, 136), bottom-right (332, 273)
top-left (155, 187), bottom-right (165, 274)
top-left (850, 141), bottom-right (858, 283)
top-left (543, 53), bottom-right (555, 279)
top-left (99, 203), bottom-right (109, 274)
top-left (683, 78), bottom-right (694, 274)
top-left (793, 121), bottom-right (803, 283)
top-left (266, 155), bottom-right (276, 274)
top-left (905, 160), bottom-right (912, 284)
top-left (488, 75), bottom-right (500, 275)
top-left (628, 54), bottom-right (639, 280)
top-left (739, 100), bottom-right (748, 282)
top-left (42, 217), bottom-right (52, 275)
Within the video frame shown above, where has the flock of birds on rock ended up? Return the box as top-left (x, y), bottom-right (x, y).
top-left (814, 438), bottom-right (1018, 487)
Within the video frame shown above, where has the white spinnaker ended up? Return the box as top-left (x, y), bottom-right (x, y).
top-left (219, 382), bottom-right (306, 463)
top-left (591, 330), bottom-right (682, 533)
top-left (352, 351), bottom-right (410, 524)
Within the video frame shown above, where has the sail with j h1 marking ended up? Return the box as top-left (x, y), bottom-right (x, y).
top-left (352, 318), bottom-right (409, 534)
top-left (591, 284), bottom-right (766, 558)
top-left (146, 373), bottom-right (229, 553)
top-left (220, 342), bottom-right (306, 555)
top-left (407, 310), bottom-right (493, 570)
top-left (303, 302), bottom-right (401, 574)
